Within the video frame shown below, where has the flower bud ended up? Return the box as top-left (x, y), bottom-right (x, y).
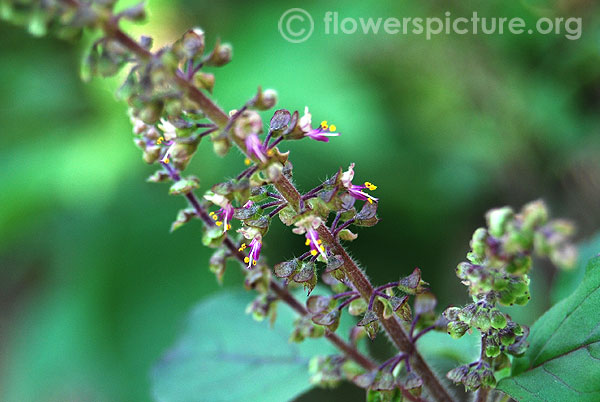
top-left (464, 370), bottom-right (481, 390)
top-left (470, 228), bottom-right (488, 257)
top-left (212, 138), bottom-right (231, 157)
top-left (458, 303), bottom-right (477, 322)
top-left (490, 310), bottom-right (507, 329)
top-left (448, 321), bottom-right (469, 339)
top-left (522, 199), bottom-right (548, 230)
top-left (143, 145), bottom-right (160, 164)
top-left (480, 368), bottom-right (496, 387)
top-left (182, 28), bottom-right (205, 59)
top-left (485, 344), bottom-right (501, 358)
top-left (206, 42), bottom-right (233, 67)
top-left (500, 331), bottom-right (516, 346)
top-left (443, 307), bottom-right (461, 321)
top-left (447, 365), bottom-right (469, 383)
top-left (254, 88), bottom-right (278, 110)
top-left (486, 207), bottom-right (514, 237)
top-left (194, 72), bottom-right (215, 93)
top-left (471, 311), bottom-right (491, 332)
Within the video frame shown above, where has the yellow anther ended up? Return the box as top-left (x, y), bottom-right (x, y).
top-left (244, 158), bottom-right (251, 166)
top-left (367, 198), bottom-right (373, 204)
top-left (329, 124), bottom-right (336, 132)
top-left (156, 136), bottom-right (164, 144)
top-left (253, 261), bottom-right (257, 266)
top-left (310, 249), bottom-right (318, 256)
top-left (238, 243), bottom-right (247, 251)
top-left (305, 239), bottom-right (311, 246)
top-left (267, 149), bottom-right (274, 157)
top-left (163, 158), bottom-right (170, 164)
top-left (244, 257), bottom-right (250, 263)
top-left (320, 246), bottom-right (325, 252)
top-left (317, 239), bottom-right (322, 244)
top-left (226, 224), bottom-right (231, 230)
top-left (365, 182), bottom-right (377, 191)
top-left (216, 221), bottom-right (223, 226)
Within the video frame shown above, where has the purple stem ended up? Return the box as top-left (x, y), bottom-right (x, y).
top-left (412, 326), bottom-right (436, 343)
top-left (266, 191), bottom-right (282, 199)
top-left (337, 295), bottom-right (360, 311)
top-left (185, 59), bottom-right (194, 79)
top-left (409, 315), bottom-right (421, 340)
top-left (302, 184), bottom-right (324, 200)
top-left (263, 131), bottom-right (273, 147)
top-left (236, 165), bottom-right (258, 180)
top-left (268, 203), bottom-right (288, 218)
top-left (367, 290), bottom-right (389, 310)
top-left (333, 290), bottom-right (358, 300)
top-left (334, 218), bottom-right (355, 236)
top-left (297, 251), bottom-right (312, 261)
top-left (330, 211), bottom-right (342, 232)
top-left (390, 354), bottom-right (407, 372)
top-left (260, 200), bottom-right (285, 209)
top-left (375, 282), bottom-right (399, 293)
top-left (268, 136), bottom-right (283, 149)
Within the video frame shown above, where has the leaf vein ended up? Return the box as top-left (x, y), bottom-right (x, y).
top-left (530, 284), bottom-right (600, 367)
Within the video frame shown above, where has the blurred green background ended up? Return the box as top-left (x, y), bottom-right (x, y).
top-left (1, 0), bottom-right (600, 400)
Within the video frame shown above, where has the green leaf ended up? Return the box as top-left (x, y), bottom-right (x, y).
top-left (497, 257), bottom-right (600, 401)
top-left (152, 290), bottom-right (345, 402)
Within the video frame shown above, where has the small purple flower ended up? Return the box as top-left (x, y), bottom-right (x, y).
top-left (245, 133), bottom-right (268, 163)
top-left (209, 202), bottom-right (234, 232)
top-left (342, 163), bottom-right (378, 204)
top-left (299, 107), bottom-right (340, 142)
top-left (239, 236), bottom-right (262, 269)
top-left (305, 228), bottom-right (327, 259)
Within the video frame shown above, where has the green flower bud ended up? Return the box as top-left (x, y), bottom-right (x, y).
top-left (470, 227), bottom-right (488, 257)
top-left (447, 365), bottom-right (469, 383)
top-left (522, 199), bottom-right (549, 230)
top-left (139, 101), bottom-right (164, 124)
top-left (492, 275), bottom-right (509, 291)
top-left (485, 344), bottom-right (501, 358)
top-left (443, 307), bottom-right (461, 321)
top-left (514, 294), bottom-right (530, 306)
top-left (505, 255), bottom-right (532, 275)
top-left (480, 368), bottom-right (496, 387)
top-left (458, 304), bottom-right (477, 322)
top-left (486, 207), bottom-right (514, 237)
top-left (254, 88), bottom-right (278, 110)
top-left (471, 311), bottom-right (491, 332)
top-left (448, 321), bottom-right (469, 339)
top-left (464, 370), bottom-right (482, 390)
top-left (500, 331), bottom-right (516, 346)
top-left (206, 42), bottom-right (233, 67)
top-left (212, 138), bottom-right (231, 157)
top-left (490, 310), bottom-right (507, 329)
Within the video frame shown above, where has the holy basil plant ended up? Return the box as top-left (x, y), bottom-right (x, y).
top-left (3, 1), bottom-right (597, 401)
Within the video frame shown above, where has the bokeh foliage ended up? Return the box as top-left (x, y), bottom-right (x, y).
top-left (1, 0), bottom-right (599, 400)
